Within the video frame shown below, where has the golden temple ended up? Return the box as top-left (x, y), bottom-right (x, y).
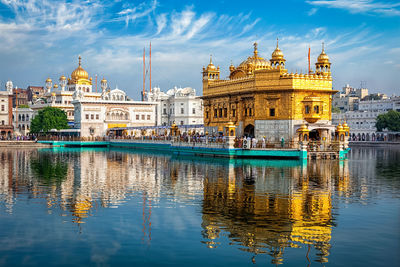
top-left (202, 40), bottom-right (337, 143)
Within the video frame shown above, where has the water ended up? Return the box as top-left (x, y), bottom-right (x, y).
top-left (0, 147), bottom-right (399, 266)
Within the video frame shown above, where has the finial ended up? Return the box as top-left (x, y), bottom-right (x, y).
top-left (276, 37), bottom-right (279, 48)
top-left (78, 55), bottom-right (82, 66)
top-left (209, 54), bottom-right (212, 64)
top-left (322, 42), bottom-right (325, 52)
top-left (253, 42), bottom-right (258, 57)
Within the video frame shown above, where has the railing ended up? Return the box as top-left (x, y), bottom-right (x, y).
top-left (36, 136), bottom-right (109, 142)
top-left (306, 141), bottom-right (343, 152)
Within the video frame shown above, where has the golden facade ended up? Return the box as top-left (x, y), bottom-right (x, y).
top-left (202, 41), bottom-right (337, 141)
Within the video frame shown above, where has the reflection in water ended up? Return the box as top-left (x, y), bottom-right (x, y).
top-left (200, 160), bottom-right (346, 264)
top-left (0, 147), bottom-right (399, 265)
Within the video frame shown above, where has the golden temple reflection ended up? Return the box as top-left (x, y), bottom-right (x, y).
top-left (200, 159), bottom-right (348, 264)
top-left (1, 148), bottom-right (395, 263)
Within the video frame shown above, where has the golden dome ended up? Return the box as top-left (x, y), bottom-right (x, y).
top-left (59, 75), bottom-right (66, 81)
top-left (51, 92), bottom-right (56, 96)
top-left (46, 77), bottom-right (52, 83)
top-left (71, 56), bottom-right (89, 80)
top-left (336, 124), bottom-right (343, 131)
top-left (271, 38), bottom-right (285, 60)
top-left (53, 84), bottom-right (59, 88)
top-left (207, 55), bottom-right (217, 70)
top-left (237, 42), bottom-right (270, 72)
top-left (317, 43), bottom-right (330, 64)
top-left (101, 77), bottom-right (107, 83)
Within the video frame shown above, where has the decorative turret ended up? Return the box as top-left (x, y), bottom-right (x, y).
top-left (59, 75), bottom-right (67, 91)
top-left (100, 77), bottom-right (108, 92)
top-left (270, 38), bottom-right (286, 68)
top-left (202, 55), bottom-right (220, 81)
top-left (315, 43), bottom-right (331, 75)
top-left (45, 77), bottom-right (52, 93)
top-left (5, 80), bottom-right (13, 94)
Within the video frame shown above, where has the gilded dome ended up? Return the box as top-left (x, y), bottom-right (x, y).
top-left (101, 77), bottom-right (107, 83)
top-left (46, 77), bottom-right (52, 83)
top-left (53, 84), bottom-right (59, 88)
top-left (317, 43), bottom-right (330, 64)
top-left (207, 55), bottom-right (217, 70)
top-left (59, 75), bottom-right (66, 81)
top-left (237, 42), bottom-right (270, 72)
top-left (71, 56), bottom-right (89, 80)
top-left (271, 39), bottom-right (285, 60)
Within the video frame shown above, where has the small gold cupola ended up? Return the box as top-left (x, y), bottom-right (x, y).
top-left (315, 43), bottom-right (331, 75)
top-left (270, 38), bottom-right (286, 68)
top-left (202, 55), bottom-right (220, 81)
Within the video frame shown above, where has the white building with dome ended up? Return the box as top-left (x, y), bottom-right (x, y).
top-left (145, 86), bottom-right (203, 126)
top-left (30, 56), bottom-right (157, 137)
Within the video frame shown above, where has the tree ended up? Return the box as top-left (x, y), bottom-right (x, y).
top-left (376, 110), bottom-right (400, 132)
top-left (30, 107), bottom-right (69, 133)
top-left (332, 106), bottom-right (341, 113)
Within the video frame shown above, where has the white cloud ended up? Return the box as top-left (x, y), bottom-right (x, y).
top-left (117, 0), bottom-right (157, 26)
top-left (308, 8), bottom-right (318, 15)
top-left (0, 0), bottom-right (399, 96)
top-left (307, 0), bottom-right (400, 16)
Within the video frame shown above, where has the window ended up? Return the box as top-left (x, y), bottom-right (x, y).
top-left (96, 114), bottom-right (99, 120)
top-left (91, 114), bottom-right (94, 120)
top-left (142, 115), bottom-right (145, 120)
top-left (305, 105), bottom-right (310, 114)
top-left (86, 114), bottom-right (89, 120)
top-left (214, 109), bottom-right (217, 118)
top-left (244, 108), bottom-right (247, 117)
top-left (219, 108), bottom-right (223, 118)
top-left (1, 105), bottom-right (4, 111)
top-left (192, 108), bottom-right (195, 114)
top-left (206, 111), bottom-right (209, 119)
top-left (224, 108), bottom-right (227, 117)
top-left (269, 108), bottom-right (275, 117)
top-left (1, 120), bottom-right (4, 125)
top-left (163, 108), bottom-right (167, 115)
top-left (136, 114), bottom-right (139, 120)
top-left (314, 105), bottom-right (320, 114)
top-left (181, 108), bottom-right (184, 114)
top-left (147, 115), bottom-right (150, 120)
top-left (180, 121), bottom-right (184, 125)
top-left (232, 109), bottom-right (236, 117)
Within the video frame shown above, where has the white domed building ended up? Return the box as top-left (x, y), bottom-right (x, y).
top-left (145, 86), bottom-right (203, 126)
top-left (30, 56), bottom-right (157, 138)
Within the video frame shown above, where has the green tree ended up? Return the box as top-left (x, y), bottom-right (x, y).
top-left (17, 104), bottom-right (30, 108)
top-left (332, 106), bottom-right (341, 113)
top-left (376, 110), bottom-right (400, 132)
top-left (30, 107), bottom-right (69, 133)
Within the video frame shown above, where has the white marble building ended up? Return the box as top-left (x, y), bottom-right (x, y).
top-left (332, 96), bottom-right (400, 141)
top-left (145, 86), bottom-right (203, 126)
top-left (0, 81), bottom-right (14, 137)
top-left (12, 107), bottom-right (35, 135)
top-left (73, 87), bottom-right (156, 138)
top-left (30, 56), bottom-right (104, 126)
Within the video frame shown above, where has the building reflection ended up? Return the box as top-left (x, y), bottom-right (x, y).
top-left (200, 160), bottom-right (350, 264)
top-left (4, 147), bottom-right (398, 264)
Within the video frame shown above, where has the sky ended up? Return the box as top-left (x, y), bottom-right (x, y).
top-left (0, 0), bottom-right (399, 99)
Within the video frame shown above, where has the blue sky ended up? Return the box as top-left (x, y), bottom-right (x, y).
top-left (0, 0), bottom-right (399, 99)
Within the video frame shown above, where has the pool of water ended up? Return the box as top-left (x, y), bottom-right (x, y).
top-left (0, 147), bottom-right (399, 266)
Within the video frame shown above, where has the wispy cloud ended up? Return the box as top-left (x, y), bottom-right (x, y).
top-left (307, 0), bottom-right (400, 16)
top-left (117, 0), bottom-right (157, 26)
top-left (308, 7), bottom-right (318, 15)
